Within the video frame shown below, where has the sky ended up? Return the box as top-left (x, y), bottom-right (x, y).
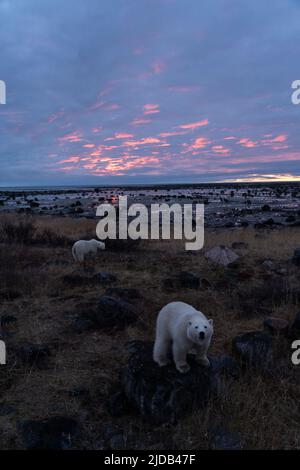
top-left (1, 0), bottom-right (300, 187)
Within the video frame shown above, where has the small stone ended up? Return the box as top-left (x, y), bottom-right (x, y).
top-left (232, 331), bottom-right (273, 369)
top-left (209, 428), bottom-right (243, 450)
top-left (16, 343), bottom-right (51, 366)
top-left (105, 287), bottom-right (142, 301)
top-left (71, 317), bottom-right (94, 333)
top-left (93, 272), bottom-right (118, 284)
top-left (264, 317), bottom-right (289, 335)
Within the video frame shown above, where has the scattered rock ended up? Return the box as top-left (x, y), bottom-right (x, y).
top-left (122, 341), bottom-right (225, 424)
top-left (232, 331), bottom-right (273, 369)
top-left (262, 260), bottom-right (275, 271)
top-left (261, 204), bottom-right (271, 212)
top-left (94, 296), bottom-right (138, 329)
top-left (205, 245), bottom-right (239, 267)
top-left (164, 272), bottom-right (200, 290)
top-left (209, 428), bottom-right (243, 450)
top-left (290, 311), bottom-right (300, 338)
top-left (103, 425), bottom-right (126, 450)
top-left (92, 272), bottom-right (118, 284)
top-left (105, 287), bottom-right (142, 301)
top-left (0, 403), bottom-right (16, 416)
top-left (232, 242), bottom-right (248, 250)
top-left (292, 248), bottom-right (300, 266)
top-left (16, 343), bottom-right (51, 366)
top-left (19, 416), bottom-right (78, 449)
top-left (263, 317), bottom-right (289, 335)
top-left (71, 317), bottom-right (94, 333)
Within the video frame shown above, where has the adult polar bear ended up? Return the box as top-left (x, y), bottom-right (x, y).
top-left (153, 301), bottom-right (213, 373)
top-left (72, 239), bottom-right (105, 262)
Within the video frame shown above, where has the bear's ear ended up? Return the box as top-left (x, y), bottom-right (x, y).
top-left (208, 319), bottom-right (213, 326)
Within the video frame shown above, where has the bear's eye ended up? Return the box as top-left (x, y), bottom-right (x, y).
top-left (195, 326), bottom-right (198, 329)
top-left (189, 321), bottom-right (192, 326)
top-left (204, 326), bottom-right (207, 329)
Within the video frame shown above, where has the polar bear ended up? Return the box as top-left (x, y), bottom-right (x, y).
top-left (153, 301), bottom-right (213, 373)
top-left (72, 239), bottom-right (105, 262)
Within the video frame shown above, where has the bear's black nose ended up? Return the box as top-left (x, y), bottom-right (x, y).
top-left (199, 331), bottom-right (205, 340)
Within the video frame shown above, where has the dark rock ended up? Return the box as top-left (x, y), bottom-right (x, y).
top-left (92, 272), bottom-right (118, 284)
top-left (261, 204), bottom-right (271, 212)
top-left (209, 428), bottom-right (243, 450)
top-left (232, 242), bottom-right (248, 250)
top-left (71, 317), bottom-right (94, 333)
top-left (94, 296), bottom-right (138, 329)
top-left (233, 331), bottom-right (273, 369)
top-left (108, 391), bottom-right (131, 417)
top-left (68, 387), bottom-right (89, 398)
top-left (264, 317), bottom-right (289, 335)
top-left (0, 403), bottom-right (16, 416)
top-left (105, 287), bottom-right (142, 301)
top-left (1, 315), bottom-right (17, 325)
top-left (16, 343), bottom-right (51, 366)
top-left (200, 278), bottom-right (212, 289)
top-left (292, 248), bottom-right (300, 266)
top-left (164, 272), bottom-right (200, 290)
top-left (19, 416), bottom-right (78, 449)
top-left (286, 215), bottom-right (296, 223)
top-left (290, 312), bottom-right (300, 338)
top-left (122, 341), bottom-right (223, 424)
top-left (62, 274), bottom-right (88, 287)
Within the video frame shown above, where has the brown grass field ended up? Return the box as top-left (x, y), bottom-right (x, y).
top-left (0, 213), bottom-right (299, 449)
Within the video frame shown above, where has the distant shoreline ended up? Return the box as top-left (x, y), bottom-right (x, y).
top-left (1, 180), bottom-right (300, 193)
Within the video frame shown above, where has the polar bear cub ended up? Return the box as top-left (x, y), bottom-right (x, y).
top-left (72, 239), bottom-right (105, 262)
top-left (153, 301), bottom-right (213, 373)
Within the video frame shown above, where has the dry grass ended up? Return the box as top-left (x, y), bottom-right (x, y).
top-left (0, 214), bottom-right (299, 449)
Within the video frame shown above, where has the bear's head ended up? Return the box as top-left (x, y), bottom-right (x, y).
top-left (187, 315), bottom-right (213, 344)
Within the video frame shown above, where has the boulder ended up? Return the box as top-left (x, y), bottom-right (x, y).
top-left (290, 311), bottom-right (300, 338)
top-left (92, 272), bottom-right (118, 284)
top-left (232, 331), bottom-right (273, 369)
top-left (94, 296), bottom-right (138, 329)
top-left (164, 272), bottom-right (200, 290)
top-left (209, 428), bottom-right (243, 450)
top-left (263, 317), bottom-right (289, 335)
top-left (105, 287), bottom-right (142, 301)
top-left (121, 341), bottom-right (233, 424)
top-left (292, 248), bottom-right (300, 266)
top-left (16, 343), bottom-right (51, 366)
top-left (19, 416), bottom-right (78, 449)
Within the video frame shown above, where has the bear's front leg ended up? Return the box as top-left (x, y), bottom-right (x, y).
top-left (173, 342), bottom-right (190, 373)
top-left (198, 352), bottom-right (210, 367)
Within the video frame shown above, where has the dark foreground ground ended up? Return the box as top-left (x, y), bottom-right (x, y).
top-left (0, 213), bottom-right (299, 449)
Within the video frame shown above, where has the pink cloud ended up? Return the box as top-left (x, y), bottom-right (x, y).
top-left (130, 118), bottom-right (152, 126)
top-left (238, 138), bottom-right (258, 148)
top-left (82, 144), bottom-right (95, 148)
top-left (58, 131), bottom-right (82, 143)
top-left (178, 119), bottom-right (209, 130)
top-left (188, 137), bottom-right (211, 150)
top-left (212, 145), bottom-right (230, 155)
top-left (143, 104), bottom-right (160, 115)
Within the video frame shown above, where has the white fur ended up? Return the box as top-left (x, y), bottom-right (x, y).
top-left (72, 239), bottom-right (105, 262)
top-left (153, 301), bottom-right (213, 373)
